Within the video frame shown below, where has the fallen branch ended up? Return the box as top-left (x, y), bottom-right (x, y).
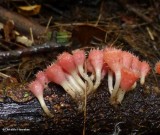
top-left (0, 41), bottom-right (71, 61)
top-left (0, 6), bottom-right (48, 37)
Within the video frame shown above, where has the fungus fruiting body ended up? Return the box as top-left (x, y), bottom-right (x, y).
top-left (108, 70), bottom-right (114, 94)
top-left (36, 71), bottom-right (49, 87)
top-left (28, 80), bottom-right (53, 117)
top-left (140, 61), bottom-right (150, 85)
top-left (45, 63), bottom-right (76, 99)
top-left (116, 67), bottom-right (139, 104)
top-left (155, 61), bottom-right (160, 74)
top-left (88, 49), bottom-right (104, 90)
top-left (103, 48), bottom-right (150, 104)
top-left (72, 49), bottom-right (93, 94)
top-left (121, 51), bottom-right (133, 68)
top-left (28, 45), bottom-right (151, 116)
top-left (57, 52), bottom-right (86, 90)
top-left (103, 48), bottom-right (122, 102)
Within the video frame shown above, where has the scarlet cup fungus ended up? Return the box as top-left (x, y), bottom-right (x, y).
top-left (140, 61), bottom-right (150, 85)
top-left (88, 49), bottom-right (104, 90)
top-left (116, 67), bottom-right (139, 104)
top-left (57, 52), bottom-right (86, 91)
top-left (72, 49), bottom-right (93, 94)
top-left (131, 56), bottom-right (141, 74)
top-left (29, 46), bottom-right (151, 113)
top-left (64, 73), bottom-right (83, 97)
top-left (45, 63), bottom-right (76, 99)
top-left (121, 51), bottom-right (133, 69)
top-left (155, 61), bottom-right (160, 74)
top-left (28, 80), bottom-right (53, 117)
top-left (36, 71), bottom-right (49, 87)
top-left (103, 48), bottom-right (122, 101)
top-left (104, 48), bottom-right (150, 104)
top-left (86, 59), bottom-right (95, 81)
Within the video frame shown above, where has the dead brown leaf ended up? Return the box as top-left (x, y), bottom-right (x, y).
top-left (17, 5), bottom-right (41, 16)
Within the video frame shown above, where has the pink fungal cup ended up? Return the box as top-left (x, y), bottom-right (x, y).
top-left (72, 49), bottom-right (93, 94)
top-left (28, 46), bottom-right (151, 111)
top-left (72, 49), bottom-right (85, 67)
top-left (101, 63), bottom-right (108, 80)
top-left (28, 80), bottom-right (53, 117)
top-left (103, 48), bottom-right (122, 101)
top-left (64, 72), bottom-right (83, 97)
top-left (140, 61), bottom-right (150, 85)
top-left (57, 52), bottom-right (86, 90)
top-left (116, 67), bottom-right (140, 104)
top-left (86, 59), bottom-right (94, 73)
top-left (121, 51), bottom-right (133, 69)
top-left (88, 49), bottom-right (104, 90)
top-left (131, 56), bottom-right (141, 75)
top-left (45, 63), bottom-right (76, 99)
top-left (86, 59), bottom-right (95, 81)
top-left (155, 61), bottom-right (160, 74)
top-left (36, 71), bottom-right (49, 87)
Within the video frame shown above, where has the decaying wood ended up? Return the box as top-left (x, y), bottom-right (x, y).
top-left (0, 6), bottom-right (47, 37)
top-left (0, 78), bottom-right (160, 134)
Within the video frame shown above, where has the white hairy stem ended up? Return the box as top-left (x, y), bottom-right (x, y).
top-left (65, 73), bottom-right (84, 95)
top-left (131, 82), bottom-right (137, 90)
top-left (61, 81), bottom-right (76, 99)
top-left (72, 71), bottom-right (86, 90)
top-left (37, 95), bottom-right (54, 118)
top-left (140, 75), bottom-right (145, 85)
top-left (93, 68), bottom-right (101, 90)
top-left (78, 65), bottom-right (93, 94)
top-left (108, 70), bottom-right (114, 94)
top-left (116, 89), bottom-right (126, 104)
top-left (111, 70), bottom-right (121, 101)
top-left (90, 73), bottom-right (95, 81)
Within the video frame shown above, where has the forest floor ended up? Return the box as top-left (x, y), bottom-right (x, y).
top-left (0, 0), bottom-right (160, 135)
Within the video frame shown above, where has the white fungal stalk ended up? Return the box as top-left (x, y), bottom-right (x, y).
top-left (28, 80), bottom-right (54, 117)
top-left (37, 95), bottom-right (54, 117)
top-left (71, 71), bottom-right (86, 90)
top-left (88, 49), bottom-right (104, 91)
top-left (77, 65), bottom-right (93, 94)
top-left (65, 73), bottom-right (84, 96)
top-left (61, 81), bottom-right (76, 99)
top-left (116, 89), bottom-right (126, 104)
top-left (111, 70), bottom-right (121, 100)
top-left (108, 70), bottom-right (114, 94)
top-left (94, 68), bottom-right (102, 90)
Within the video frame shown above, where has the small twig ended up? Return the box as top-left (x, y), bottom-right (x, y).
top-left (0, 72), bottom-right (11, 79)
top-left (45, 16), bottom-right (53, 34)
top-left (30, 27), bottom-right (34, 43)
top-left (118, 0), bottom-right (153, 23)
top-left (95, 0), bottom-right (104, 26)
top-left (125, 4), bottom-right (153, 23)
top-left (146, 27), bottom-right (154, 40)
top-left (0, 41), bottom-right (71, 61)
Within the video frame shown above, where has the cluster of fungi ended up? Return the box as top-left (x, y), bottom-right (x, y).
top-left (28, 46), bottom-right (152, 117)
